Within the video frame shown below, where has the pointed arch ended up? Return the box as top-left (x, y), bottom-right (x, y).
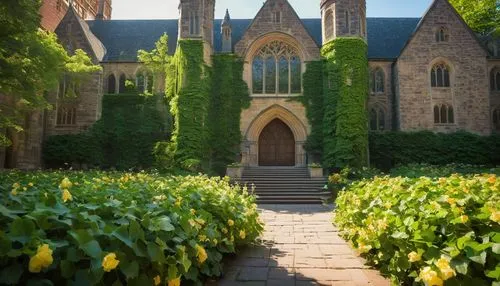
top-left (107, 74), bottom-right (116, 94)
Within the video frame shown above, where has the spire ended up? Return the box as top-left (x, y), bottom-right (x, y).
top-left (222, 9), bottom-right (231, 26)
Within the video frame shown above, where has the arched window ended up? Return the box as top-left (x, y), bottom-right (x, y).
top-left (370, 68), bottom-right (385, 94)
top-left (119, 74), bottom-right (126, 93)
top-left (107, 74), bottom-right (116, 94)
top-left (491, 68), bottom-right (500, 91)
top-left (369, 107), bottom-right (385, 131)
top-left (431, 64), bottom-right (450, 87)
top-left (136, 70), bottom-right (153, 93)
top-left (493, 109), bottom-right (500, 131)
top-left (435, 27), bottom-right (449, 42)
top-left (434, 104), bottom-right (454, 124)
top-left (189, 11), bottom-right (200, 35)
top-left (324, 10), bottom-right (334, 41)
top-left (252, 41), bottom-right (302, 95)
top-left (57, 106), bottom-right (77, 126)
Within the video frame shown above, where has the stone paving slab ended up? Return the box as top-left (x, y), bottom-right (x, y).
top-left (211, 205), bottom-right (390, 286)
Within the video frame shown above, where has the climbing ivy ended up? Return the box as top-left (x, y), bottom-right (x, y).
top-left (321, 38), bottom-right (369, 168)
top-left (168, 40), bottom-right (210, 170)
top-left (208, 54), bottom-right (250, 175)
top-left (302, 61), bottom-right (325, 163)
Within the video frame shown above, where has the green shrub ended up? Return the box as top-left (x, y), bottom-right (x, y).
top-left (335, 174), bottom-right (500, 285)
top-left (391, 164), bottom-right (500, 178)
top-left (369, 131), bottom-right (500, 170)
top-left (0, 171), bottom-right (263, 285)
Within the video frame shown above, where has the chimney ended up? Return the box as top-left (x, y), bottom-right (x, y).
top-left (96, 0), bottom-right (105, 20)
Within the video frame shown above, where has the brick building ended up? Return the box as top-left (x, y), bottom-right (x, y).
top-left (1, 0), bottom-right (500, 169)
top-left (40, 0), bottom-right (112, 31)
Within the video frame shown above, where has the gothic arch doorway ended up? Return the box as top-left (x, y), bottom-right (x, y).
top-left (258, 119), bottom-right (295, 166)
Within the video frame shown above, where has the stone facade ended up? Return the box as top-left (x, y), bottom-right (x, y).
top-left (2, 0), bottom-right (499, 169)
top-left (396, 0), bottom-right (490, 135)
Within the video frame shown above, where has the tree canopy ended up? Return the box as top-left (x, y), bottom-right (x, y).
top-left (0, 0), bottom-right (101, 147)
top-left (449, 0), bottom-right (500, 35)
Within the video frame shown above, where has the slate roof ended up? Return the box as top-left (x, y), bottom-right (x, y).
top-left (87, 17), bottom-right (422, 62)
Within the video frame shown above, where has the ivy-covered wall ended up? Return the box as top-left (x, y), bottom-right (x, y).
top-left (302, 60), bottom-right (325, 163)
top-left (321, 38), bottom-right (369, 168)
top-left (208, 54), bottom-right (250, 175)
top-left (43, 94), bottom-right (171, 169)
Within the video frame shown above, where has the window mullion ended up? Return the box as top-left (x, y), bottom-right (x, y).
top-left (263, 57), bottom-right (266, 94)
top-left (288, 58), bottom-right (291, 95)
top-left (275, 56), bottom-right (279, 96)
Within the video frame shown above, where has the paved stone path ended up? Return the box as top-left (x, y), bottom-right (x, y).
top-left (214, 205), bottom-right (389, 286)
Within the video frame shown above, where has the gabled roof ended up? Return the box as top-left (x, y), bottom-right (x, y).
top-left (87, 18), bottom-right (421, 62)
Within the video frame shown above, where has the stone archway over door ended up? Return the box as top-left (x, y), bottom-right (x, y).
top-left (259, 119), bottom-right (295, 166)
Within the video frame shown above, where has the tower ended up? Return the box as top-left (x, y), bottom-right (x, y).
top-left (178, 0), bottom-right (215, 47)
top-left (320, 0), bottom-right (367, 44)
top-left (221, 9), bottom-right (232, 53)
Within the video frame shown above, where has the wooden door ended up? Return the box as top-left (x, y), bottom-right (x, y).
top-left (259, 119), bottom-right (295, 166)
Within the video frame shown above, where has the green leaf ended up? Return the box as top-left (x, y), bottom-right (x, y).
top-left (80, 240), bottom-right (102, 259)
top-left (467, 250), bottom-right (487, 265)
top-left (457, 232), bottom-right (474, 250)
top-left (112, 225), bottom-right (133, 248)
top-left (155, 217), bottom-right (175, 232)
top-left (492, 243), bottom-right (500, 254)
top-left (391, 231), bottom-right (409, 239)
top-left (9, 217), bottom-right (35, 244)
top-left (120, 260), bottom-right (139, 280)
top-left (69, 229), bottom-right (93, 245)
top-left (147, 242), bottom-right (165, 263)
top-left (168, 265), bottom-right (178, 280)
top-left (451, 257), bottom-right (469, 275)
top-left (0, 263), bottom-right (23, 285)
top-left (60, 260), bottom-right (76, 279)
top-left (129, 220), bottom-right (145, 242)
top-left (486, 266), bottom-right (500, 280)
top-left (0, 205), bottom-right (23, 219)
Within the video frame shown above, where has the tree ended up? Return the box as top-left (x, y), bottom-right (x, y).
top-left (0, 0), bottom-right (101, 147)
top-left (449, 0), bottom-right (500, 35)
top-left (138, 33), bottom-right (171, 96)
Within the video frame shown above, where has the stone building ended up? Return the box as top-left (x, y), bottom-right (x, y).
top-left (40, 0), bottom-right (112, 31)
top-left (1, 0), bottom-right (500, 169)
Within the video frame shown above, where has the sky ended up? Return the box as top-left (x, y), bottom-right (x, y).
top-left (112, 0), bottom-right (435, 20)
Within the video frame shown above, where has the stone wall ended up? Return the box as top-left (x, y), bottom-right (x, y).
top-left (321, 0), bottom-right (367, 42)
top-left (396, 0), bottom-right (490, 135)
top-left (368, 60), bottom-right (394, 130)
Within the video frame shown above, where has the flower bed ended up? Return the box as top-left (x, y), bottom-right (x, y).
top-left (335, 174), bottom-right (500, 285)
top-left (0, 171), bottom-right (263, 285)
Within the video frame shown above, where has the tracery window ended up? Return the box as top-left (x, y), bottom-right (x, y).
top-left (370, 107), bottom-right (385, 131)
top-left (431, 63), bottom-right (450, 87)
top-left (136, 70), bottom-right (153, 93)
top-left (435, 27), bottom-right (449, 42)
top-left (493, 109), bottom-right (500, 131)
top-left (252, 41), bottom-right (302, 95)
top-left (370, 67), bottom-right (385, 94)
top-left (434, 104), bottom-right (454, 124)
top-left (57, 106), bottom-right (77, 126)
top-left (107, 74), bottom-right (116, 94)
top-left (490, 68), bottom-right (500, 91)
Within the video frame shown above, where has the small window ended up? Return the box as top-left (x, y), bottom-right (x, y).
top-left (324, 10), bottom-right (334, 41)
top-left (189, 11), bottom-right (200, 35)
top-left (493, 109), bottom-right (500, 131)
top-left (436, 27), bottom-right (449, 42)
top-left (370, 108), bottom-right (386, 131)
top-left (431, 63), bottom-right (450, 87)
top-left (370, 68), bottom-right (385, 94)
top-left (58, 75), bottom-right (80, 98)
top-left (434, 104), bottom-right (454, 124)
top-left (57, 106), bottom-right (77, 126)
top-left (107, 74), bottom-right (116, 94)
top-left (273, 11), bottom-right (281, 24)
top-left (491, 68), bottom-right (500, 91)
top-left (345, 11), bottom-right (350, 34)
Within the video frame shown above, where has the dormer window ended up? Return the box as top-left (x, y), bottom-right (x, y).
top-left (273, 11), bottom-right (281, 24)
top-left (436, 27), bottom-right (449, 42)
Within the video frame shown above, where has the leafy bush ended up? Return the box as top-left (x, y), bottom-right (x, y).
top-left (0, 171), bottom-right (263, 285)
top-left (369, 131), bottom-right (500, 170)
top-left (335, 174), bottom-right (500, 285)
top-left (391, 164), bottom-right (500, 178)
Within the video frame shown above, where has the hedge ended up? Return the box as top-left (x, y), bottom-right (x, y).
top-left (369, 131), bottom-right (500, 170)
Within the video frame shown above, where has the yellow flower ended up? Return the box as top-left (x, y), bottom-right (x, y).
top-left (198, 235), bottom-right (207, 242)
top-left (168, 277), bottom-right (181, 286)
top-left (408, 251), bottom-right (421, 263)
top-left (29, 244), bottom-right (54, 273)
top-left (102, 253), bottom-right (120, 272)
top-left (11, 189), bottom-right (18, 196)
top-left (227, 219), bottom-right (234, 227)
top-left (28, 182), bottom-right (34, 187)
top-left (239, 230), bottom-right (246, 239)
top-left (436, 256), bottom-right (450, 270)
top-left (196, 244), bottom-right (208, 264)
top-left (446, 198), bottom-right (456, 205)
top-left (440, 266), bottom-right (456, 281)
top-left (175, 201), bottom-right (181, 207)
top-left (488, 175), bottom-right (496, 184)
top-left (357, 242), bottom-right (372, 254)
top-left (195, 218), bottom-right (205, 225)
top-left (213, 239), bottom-right (218, 245)
top-left (460, 215), bottom-right (469, 224)
top-left (222, 228), bottom-right (228, 234)
top-left (490, 210), bottom-right (500, 223)
top-left (60, 177), bottom-right (72, 189)
top-left (62, 189), bottom-right (73, 203)
top-left (154, 275), bottom-right (161, 286)
top-left (12, 182), bottom-right (21, 190)
top-left (190, 209), bottom-right (196, 215)
top-left (419, 267), bottom-right (443, 286)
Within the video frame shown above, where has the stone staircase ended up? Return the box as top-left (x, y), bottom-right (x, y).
top-left (234, 167), bottom-right (330, 204)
